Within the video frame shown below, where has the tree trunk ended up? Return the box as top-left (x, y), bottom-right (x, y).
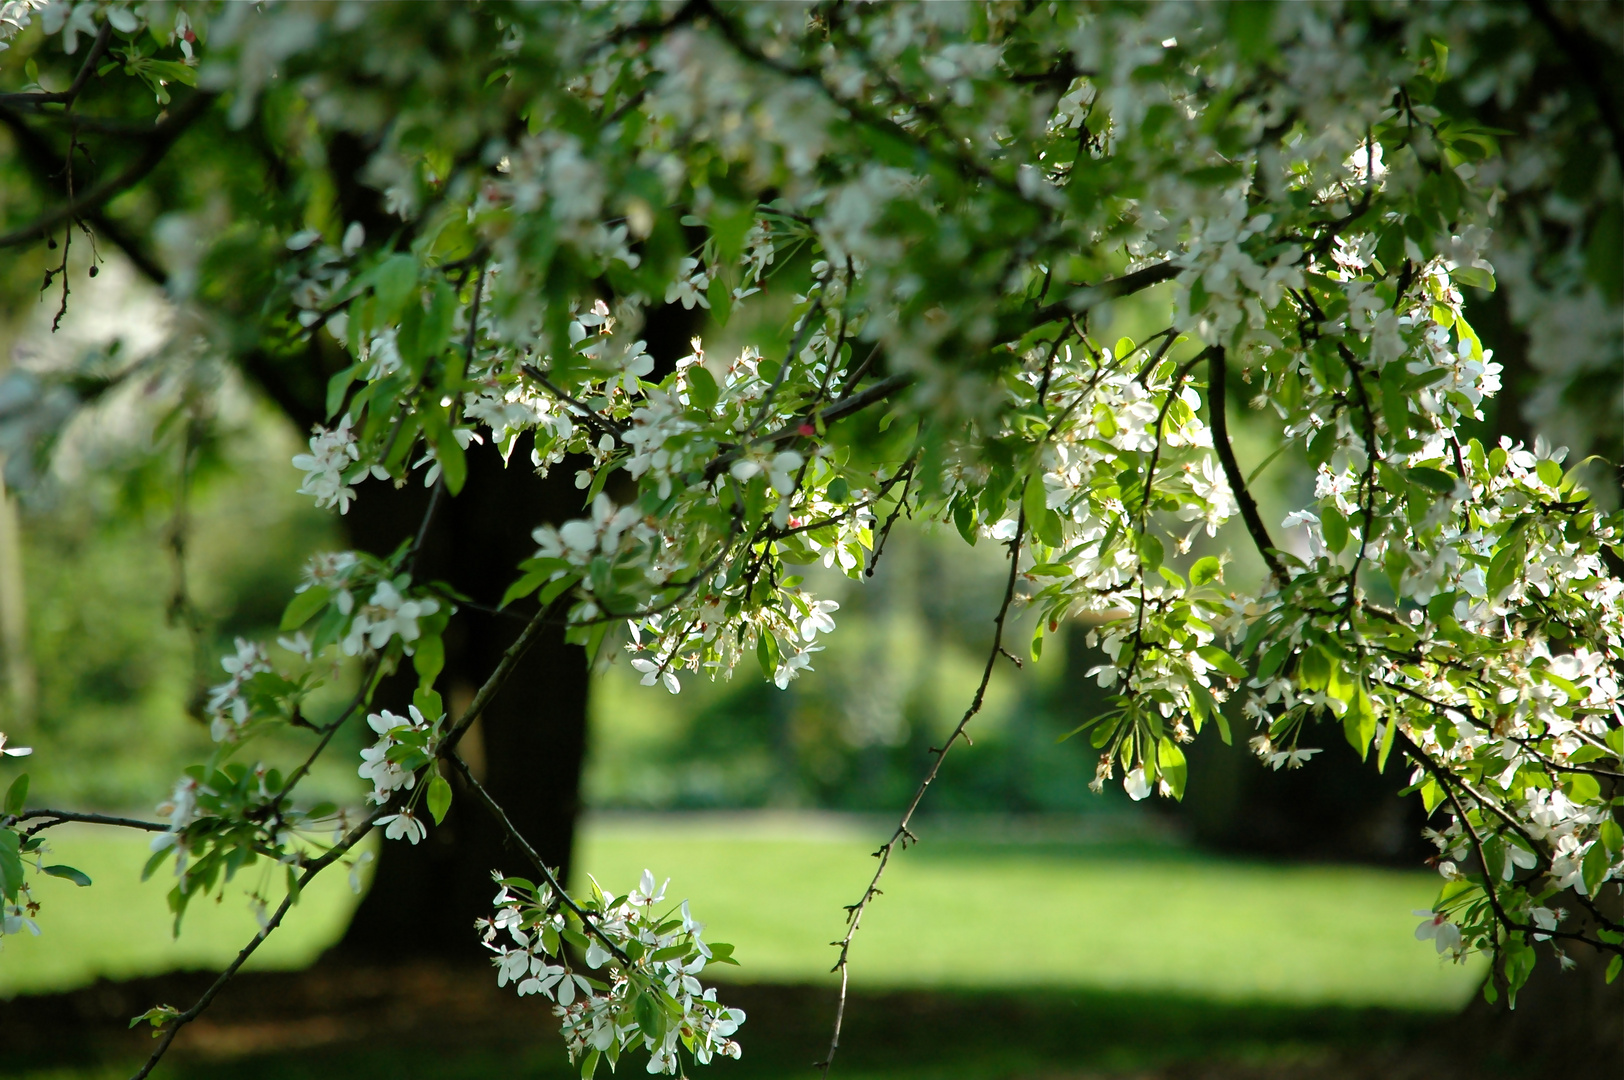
top-left (332, 439), bottom-right (590, 960)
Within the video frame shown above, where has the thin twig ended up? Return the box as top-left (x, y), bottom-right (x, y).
top-left (443, 752), bottom-right (631, 965)
top-left (126, 810), bottom-right (384, 1080)
top-left (0, 21), bottom-right (113, 107)
top-left (817, 509), bottom-right (1027, 1074)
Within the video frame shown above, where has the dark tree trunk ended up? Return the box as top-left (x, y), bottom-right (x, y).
top-left (325, 299), bottom-right (705, 960)
top-left (332, 439), bottom-right (590, 960)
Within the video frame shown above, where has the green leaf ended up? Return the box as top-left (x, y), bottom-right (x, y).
top-left (1189, 556), bottom-right (1223, 586)
top-left (325, 363), bottom-right (359, 420)
top-left (707, 276), bottom-right (732, 327)
top-left (373, 254), bottom-right (419, 319)
top-left (39, 863), bottom-right (91, 887)
top-left (1407, 467), bottom-right (1456, 494)
top-left (1256, 640), bottom-right (1291, 681)
top-left (1376, 712), bottom-right (1398, 775)
top-left (426, 774), bottom-right (453, 825)
top-left (279, 587), bottom-right (331, 632)
top-left (707, 941), bottom-right (739, 965)
top-left (953, 494), bottom-right (978, 546)
top-left (413, 633), bottom-right (445, 688)
top-left (500, 571), bottom-right (550, 609)
top-left (1607, 955), bottom-right (1622, 985)
top-left (130, 1005), bottom-right (181, 1032)
top-left (432, 426), bottom-right (468, 496)
top-left (1157, 739), bottom-right (1187, 800)
top-left (1601, 818), bottom-right (1623, 857)
top-left (633, 991), bottom-right (664, 1041)
top-left (1344, 682), bottom-right (1376, 761)
top-left (1450, 265), bottom-right (1495, 292)
top-left (1195, 645), bottom-right (1247, 681)
top-left (1566, 772), bottom-right (1601, 804)
top-left (1022, 473), bottom-right (1048, 533)
top-left (1320, 507), bottom-right (1349, 555)
top-left (0, 829), bottom-right (22, 902)
top-left (1297, 647), bottom-right (1331, 692)
top-left (580, 1048), bottom-right (600, 1080)
top-left (4, 773), bottom-right (27, 817)
top-left (1137, 531), bottom-right (1164, 573)
top-left (686, 365), bottom-right (719, 412)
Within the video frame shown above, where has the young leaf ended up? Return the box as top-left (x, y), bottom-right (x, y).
top-left (280, 587), bottom-right (331, 632)
top-left (1195, 645), bottom-right (1247, 681)
top-left (41, 864), bottom-right (92, 887)
top-left (4, 773), bottom-right (27, 817)
top-left (1157, 739), bottom-right (1187, 800)
top-left (1320, 507), bottom-right (1349, 555)
top-left (0, 829), bottom-right (22, 902)
top-left (1189, 555), bottom-right (1223, 586)
top-left (426, 774), bottom-right (453, 825)
top-left (1343, 682), bottom-right (1376, 761)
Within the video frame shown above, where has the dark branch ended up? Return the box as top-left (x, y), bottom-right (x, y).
top-left (0, 91), bottom-right (215, 250)
top-left (9, 809), bottom-right (166, 836)
top-left (443, 752), bottom-right (633, 965)
top-left (0, 21), bottom-right (113, 107)
top-left (1207, 346), bottom-right (1286, 583)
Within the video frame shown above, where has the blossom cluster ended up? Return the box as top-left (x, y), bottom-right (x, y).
top-left (478, 870), bottom-right (745, 1075)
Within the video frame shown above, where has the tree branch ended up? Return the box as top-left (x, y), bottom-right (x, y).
top-left (442, 751), bottom-right (632, 965)
top-left (818, 508), bottom-right (1026, 1074)
top-left (0, 21), bottom-right (113, 107)
top-left (1027, 260), bottom-right (1180, 328)
top-left (8, 809), bottom-right (166, 836)
top-left (126, 810), bottom-right (383, 1080)
top-left (0, 90), bottom-right (214, 250)
top-left (1207, 346), bottom-right (1286, 583)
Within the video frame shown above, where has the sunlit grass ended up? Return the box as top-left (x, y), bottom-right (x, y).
top-left (0, 815), bottom-right (1482, 1011)
top-left (578, 814), bottom-right (1484, 1009)
top-left (0, 827), bottom-right (369, 997)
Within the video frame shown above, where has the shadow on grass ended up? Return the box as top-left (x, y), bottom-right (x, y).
top-left (0, 961), bottom-right (1531, 1080)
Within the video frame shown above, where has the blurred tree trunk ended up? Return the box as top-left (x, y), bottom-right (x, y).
top-left (332, 440), bottom-right (589, 960)
top-left (0, 468), bottom-right (34, 727)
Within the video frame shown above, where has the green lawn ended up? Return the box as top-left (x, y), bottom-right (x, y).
top-left (0, 814), bottom-right (1483, 1010)
top-left (0, 827), bottom-right (366, 997)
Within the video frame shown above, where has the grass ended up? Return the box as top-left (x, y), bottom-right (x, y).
top-left (578, 813), bottom-right (1484, 1009)
top-left (0, 827), bottom-right (366, 998)
top-left (0, 814), bottom-right (1483, 1009)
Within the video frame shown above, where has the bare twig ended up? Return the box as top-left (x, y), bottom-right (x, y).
top-left (817, 509), bottom-right (1027, 1074)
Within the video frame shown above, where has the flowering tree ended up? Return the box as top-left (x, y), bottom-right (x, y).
top-left (0, 2), bottom-right (1620, 1077)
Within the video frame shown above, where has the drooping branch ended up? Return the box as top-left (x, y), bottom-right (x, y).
top-left (702, 372), bottom-right (915, 482)
top-left (1207, 346), bottom-right (1286, 583)
top-left (125, 807), bottom-right (384, 1080)
top-left (817, 507), bottom-right (1028, 1075)
top-left (443, 751), bottom-right (632, 965)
